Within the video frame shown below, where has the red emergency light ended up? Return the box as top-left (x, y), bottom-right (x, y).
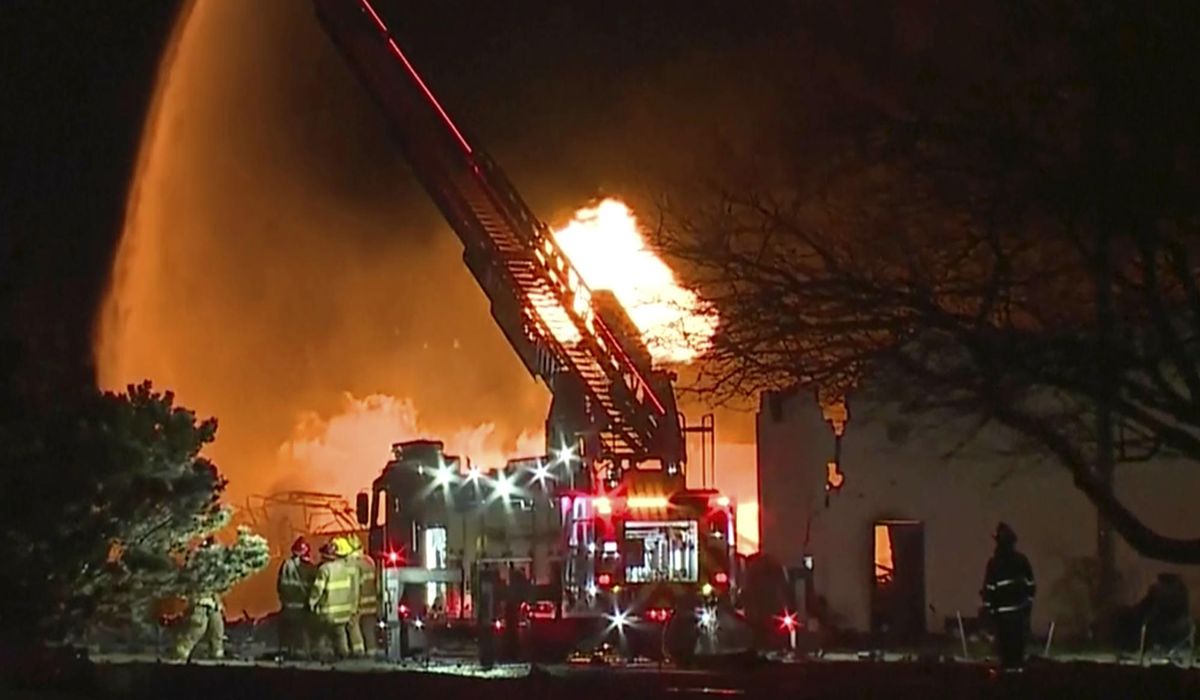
top-left (713, 572), bottom-right (729, 585)
top-left (597, 573), bottom-right (613, 587)
top-left (645, 608), bottom-right (672, 623)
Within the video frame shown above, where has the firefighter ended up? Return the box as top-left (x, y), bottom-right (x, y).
top-left (309, 540), bottom-right (356, 661)
top-left (476, 564), bottom-right (499, 669)
top-left (501, 563), bottom-right (523, 661)
top-left (328, 536), bottom-right (365, 658)
top-left (981, 522), bottom-right (1036, 669)
top-left (170, 539), bottom-right (225, 662)
top-left (277, 536), bottom-right (315, 659)
top-left (171, 591), bottom-right (225, 662)
top-left (346, 536), bottom-right (378, 658)
top-left (664, 588), bottom-right (703, 668)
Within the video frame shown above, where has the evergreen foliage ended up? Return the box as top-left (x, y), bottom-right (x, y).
top-left (0, 381), bottom-right (268, 645)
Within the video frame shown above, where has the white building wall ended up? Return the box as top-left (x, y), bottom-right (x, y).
top-left (757, 391), bottom-right (1200, 634)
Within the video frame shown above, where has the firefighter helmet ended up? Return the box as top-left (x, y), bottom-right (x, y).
top-left (319, 540), bottom-right (338, 560)
top-left (346, 536), bottom-right (363, 553)
top-left (291, 536), bottom-right (311, 558)
top-left (332, 536), bottom-right (355, 557)
top-left (994, 521), bottom-right (1017, 545)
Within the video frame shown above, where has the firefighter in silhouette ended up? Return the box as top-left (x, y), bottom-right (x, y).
top-left (309, 540), bottom-right (356, 660)
top-left (981, 522), bottom-right (1036, 669)
top-left (500, 563), bottom-right (527, 660)
top-left (277, 536), bottom-right (316, 659)
top-left (663, 588), bottom-right (702, 668)
top-left (477, 564), bottom-right (499, 668)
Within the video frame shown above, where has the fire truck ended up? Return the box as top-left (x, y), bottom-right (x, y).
top-left (313, 0), bottom-right (738, 655)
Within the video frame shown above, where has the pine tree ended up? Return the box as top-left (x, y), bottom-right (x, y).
top-left (0, 381), bottom-right (269, 646)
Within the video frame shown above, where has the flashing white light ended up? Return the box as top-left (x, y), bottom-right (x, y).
top-left (495, 473), bottom-right (516, 499)
top-left (531, 461), bottom-right (553, 486)
top-left (602, 540), bottom-right (618, 554)
top-left (699, 609), bottom-right (715, 627)
top-left (586, 584), bottom-right (598, 597)
top-left (555, 443), bottom-right (577, 464)
top-left (715, 495), bottom-right (731, 508)
top-left (467, 465), bottom-right (482, 482)
top-left (413, 618), bottom-right (425, 629)
top-left (606, 608), bottom-right (630, 631)
top-left (594, 496), bottom-right (612, 515)
top-left (434, 463), bottom-right (454, 486)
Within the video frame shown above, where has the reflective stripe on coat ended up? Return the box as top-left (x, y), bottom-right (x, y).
top-left (356, 554), bottom-right (378, 615)
top-left (309, 560), bottom-right (357, 624)
top-left (277, 556), bottom-right (313, 611)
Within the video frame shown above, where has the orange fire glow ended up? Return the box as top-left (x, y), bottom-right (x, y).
top-left (277, 393), bottom-right (543, 502)
top-left (546, 199), bottom-right (717, 365)
top-left (735, 501), bottom-right (760, 554)
top-left (874, 524), bottom-right (894, 584)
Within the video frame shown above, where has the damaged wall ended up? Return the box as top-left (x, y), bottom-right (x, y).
top-left (758, 391), bottom-right (1200, 636)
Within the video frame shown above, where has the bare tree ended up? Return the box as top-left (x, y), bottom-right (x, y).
top-left (657, 2), bottom-right (1200, 566)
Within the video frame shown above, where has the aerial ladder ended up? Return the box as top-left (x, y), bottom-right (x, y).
top-left (313, 0), bottom-right (688, 488)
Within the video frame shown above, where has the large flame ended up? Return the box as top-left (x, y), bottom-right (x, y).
top-left (547, 199), bottom-right (716, 365)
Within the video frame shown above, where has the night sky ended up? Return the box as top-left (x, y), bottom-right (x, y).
top-left (3, 1), bottom-right (181, 391)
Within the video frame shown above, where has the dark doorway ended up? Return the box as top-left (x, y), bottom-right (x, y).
top-left (870, 520), bottom-right (926, 641)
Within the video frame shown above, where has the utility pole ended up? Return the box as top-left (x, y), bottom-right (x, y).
top-left (1094, 226), bottom-right (1118, 637)
top-left (1095, 398), bottom-right (1116, 634)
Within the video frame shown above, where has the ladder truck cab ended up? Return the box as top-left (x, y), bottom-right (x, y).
top-left (360, 440), bottom-right (565, 631)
